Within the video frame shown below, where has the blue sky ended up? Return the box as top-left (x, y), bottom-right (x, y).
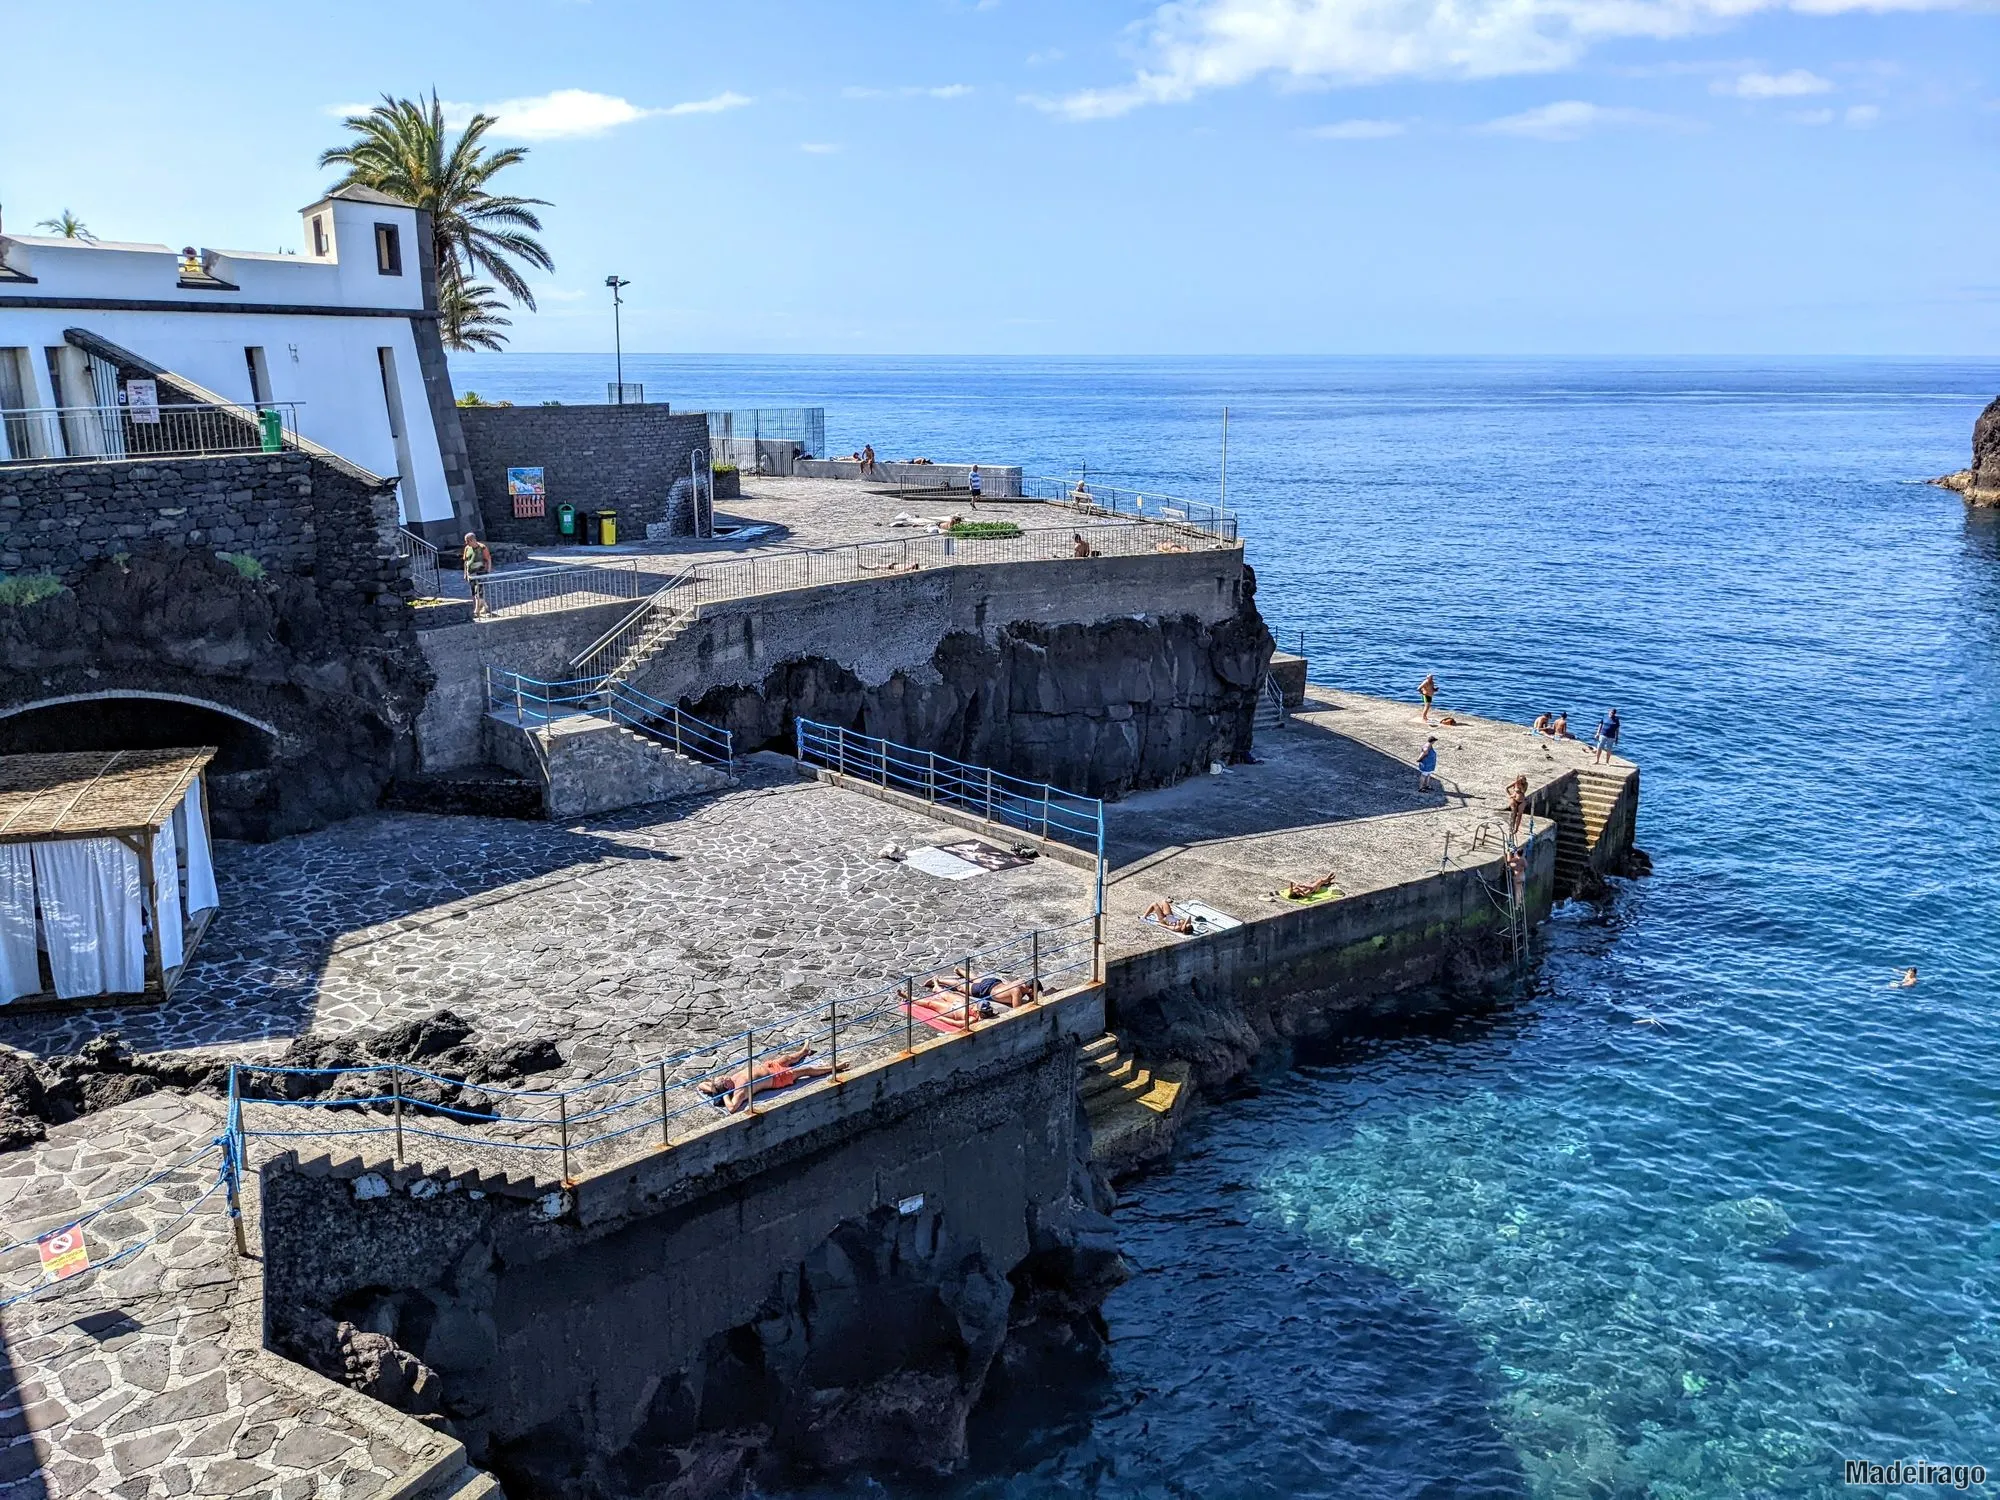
top-left (6, 0), bottom-right (1997, 354)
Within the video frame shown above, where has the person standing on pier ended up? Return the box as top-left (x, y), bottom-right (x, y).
top-left (1417, 736), bottom-right (1439, 792)
top-left (1418, 673), bottom-right (1438, 723)
top-left (1594, 708), bottom-right (1621, 763)
top-left (969, 464), bottom-right (982, 502)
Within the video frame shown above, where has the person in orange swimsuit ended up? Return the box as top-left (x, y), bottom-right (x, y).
top-left (698, 1043), bottom-right (840, 1113)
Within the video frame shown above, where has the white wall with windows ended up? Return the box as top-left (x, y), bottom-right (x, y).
top-left (0, 190), bottom-right (455, 528)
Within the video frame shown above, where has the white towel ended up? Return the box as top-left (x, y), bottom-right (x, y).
top-left (152, 817), bottom-right (182, 973)
top-left (179, 776), bottom-right (219, 914)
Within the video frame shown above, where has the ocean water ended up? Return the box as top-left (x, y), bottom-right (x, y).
top-left (452, 354), bottom-right (2000, 1499)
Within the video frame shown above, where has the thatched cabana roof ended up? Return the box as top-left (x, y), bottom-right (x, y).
top-left (0, 748), bottom-right (215, 844)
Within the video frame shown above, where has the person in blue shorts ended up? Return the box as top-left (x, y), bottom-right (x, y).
top-left (1417, 736), bottom-right (1439, 792)
top-left (968, 464), bottom-right (982, 501)
top-left (1594, 708), bottom-right (1621, 763)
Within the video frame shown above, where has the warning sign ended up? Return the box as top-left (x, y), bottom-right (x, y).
top-left (37, 1224), bottom-right (89, 1282)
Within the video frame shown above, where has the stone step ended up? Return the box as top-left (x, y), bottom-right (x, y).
top-left (1080, 1032), bottom-right (1121, 1066)
top-left (1083, 1060), bottom-right (1148, 1101)
top-left (411, 1462), bottom-right (504, 1500)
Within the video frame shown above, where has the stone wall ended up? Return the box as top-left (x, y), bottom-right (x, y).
top-left (458, 404), bottom-right (710, 545)
top-left (0, 451), bottom-right (432, 839)
top-left (261, 1018), bottom-right (1123, 1497)
top-left (412, 549), bottom-right (1273, 796)
top-left (1105, 824), bottom-right (1559, 1089)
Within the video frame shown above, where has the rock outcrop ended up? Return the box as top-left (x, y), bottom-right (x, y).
top-left (0, 539), bottom-right (432, 839)
top-left (1968, 396), bottom-right (2000, 506)
top-left (686, 576), bottom-right (1274, 800)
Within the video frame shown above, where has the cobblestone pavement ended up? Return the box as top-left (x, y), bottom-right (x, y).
top-left (0, 771), bottom-right (1094, 1078)
top-left (1103, 686), bottom-right (1634, 958)
top-left (0, 1094), bottom-right (446, 1499)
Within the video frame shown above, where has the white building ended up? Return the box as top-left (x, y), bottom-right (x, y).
top-left (0, 186), bottom-right (475, 541)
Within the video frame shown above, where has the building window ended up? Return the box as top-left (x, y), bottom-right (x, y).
top-left (375, 223), bottom-right (403, 277)
top-left (244, 347), bottom-right (273, 406)
top-left (312, 215), bottom-right (328, 257)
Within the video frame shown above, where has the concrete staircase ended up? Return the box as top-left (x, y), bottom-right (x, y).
top-left (602, 601), bottom-right (696, 686)
top-left (485, 707), bottom-right (732, 819)
top-left (1575, 764), bottom-right (1627, 847)
top-left (1252, 674), bottom-right (1287, 737)
top-left (1081, 1032), bottom-right (1189, 1172)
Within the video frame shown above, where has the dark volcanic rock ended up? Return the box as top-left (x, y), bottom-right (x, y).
top-left (276, 1305), bottom-right (443, 1416)
top-left (681, 568), bottom-right (1275, 799)
top-left (256, 1008), bottom-right (564, 1120)
top-left (1968, 395), bottom-right (2000, 506)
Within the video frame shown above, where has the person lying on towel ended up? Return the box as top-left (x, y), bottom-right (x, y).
top-left (1144, 899), bottom-right (1195, 934)
top-left (698, 1044), bottom-right (841, 1114)
top-left (1278, 872), bottom-right (1340, 900)
top-left (923, 970), bottom-right (1038, 1017)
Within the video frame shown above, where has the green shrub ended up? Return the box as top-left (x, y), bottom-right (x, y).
top-left (457, 391), bottom-right (486, 407)
top-left (216, 551), bottom-right (266, 580)
top-left (712, 463), bottom-right (738, 475)
top-left (0, 570), bottom-right (66, 607)
top-left (946, 520), bottom-right (1022, 539)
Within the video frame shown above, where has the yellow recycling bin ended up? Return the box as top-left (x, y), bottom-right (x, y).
top-left (598, 509), bottom-right (617, 545)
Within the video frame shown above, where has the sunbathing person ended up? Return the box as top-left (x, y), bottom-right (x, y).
top-left (1278, 872), bottom-right (1340, 900)
top-left (697, 1044), bottom-right (840, 1113)
top-left (1551, 713), bottom-right (1574, 739)
top-left (923, 971), bottom-right (1039, 1014)
top-left (1531, 713), bottom-right (1553, 737)
top-left (1144, 899), bottom-right (1195, 934)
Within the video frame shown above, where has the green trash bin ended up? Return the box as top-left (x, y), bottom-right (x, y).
top-left (258, 408), bottom-right (284, 452)
top-left (557, 503), bottom-right (577, 541)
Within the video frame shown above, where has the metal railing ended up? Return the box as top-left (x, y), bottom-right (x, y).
top-left (397, 528), bottom-right (442, 601)
top-left (222, 914), bottom-right (1100, 1181)
top-left (706, 407), bottom-right (825, 458)
top-left (1023, 473), bottom-right (1238, 542)
top-left (475, 558), bottom-right (650, 617)
top-left (486, 668), bottom-right (734, 769)
top-left (0, 401), bottom-right (302, 465)
top-left (568, 518), bottom-right (1237, 682)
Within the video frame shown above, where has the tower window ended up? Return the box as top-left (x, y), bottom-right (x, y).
top-left (374, 224), bottom-right (402, 276)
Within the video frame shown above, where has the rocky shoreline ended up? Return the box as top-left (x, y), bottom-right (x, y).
top-left (1936, 393), bottom-right (2000, 507)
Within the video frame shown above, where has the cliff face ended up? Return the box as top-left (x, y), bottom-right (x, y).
top-left (1968, 395), bottom-right (2000, 507)
top-left (686, 573), bottom-right (1275, 800)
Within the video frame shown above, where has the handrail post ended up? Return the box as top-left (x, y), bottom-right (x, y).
top-left (1031, 930), bottom-right (1041, 1000)
top-left (1042, 785), bottom-right (1050, 841)
top-left (391, 1065), bottom-right (404, 1164)
top-left (558, 1094), bottom-right (571, 1182)
top-left (743, 1027), bottom-right (757, 1116)
top-left (902, 978), bottom-right (914, 1055)
top-left (658, 1060), bottom-right (670, 1148)
top-left (985, 768), bottom-right (994, 824)
top-left (224, 1062), bottom-right (247, 1256)
top-left (928, 750), bottom-right (937, 803)
top-left (828, 998), bottom-right (839, 1077)
top-left (962, 955), bottom-right (974, 1030)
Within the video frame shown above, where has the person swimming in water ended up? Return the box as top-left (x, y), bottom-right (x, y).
top-left (1894, 967), bottom-right (1918, 988)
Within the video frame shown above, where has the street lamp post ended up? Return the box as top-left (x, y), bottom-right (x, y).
top-left (606, 275), bottom-right (630, 403)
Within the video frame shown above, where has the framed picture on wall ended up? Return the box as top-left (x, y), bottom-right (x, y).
top-left (508, 466), bottom-right (546, 518)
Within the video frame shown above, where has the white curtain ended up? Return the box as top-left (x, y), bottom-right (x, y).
top-left (0, 845), bottom-right (38, 1004)
top-left (151, 819), bottom-right (182, 973)
top-left (31, 838), bottom-right (146, 998)
top-left (177, 777), bottom-right (219, 915)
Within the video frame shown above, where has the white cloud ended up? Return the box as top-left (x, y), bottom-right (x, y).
top-left (1040, 0), bottom-right (1974, 118)
top-left (1789, 106), bottom-right (1837, 123)
top-left (846, 84), bottom-right (973, 99)
top-left (659, 91), bottom-right (754, 117)
top-left (1477, 100), bottom-right (1682, 140)
top-left (1714, 69), bottom-right (1833, 97)
top-left (1845, 103), bottom-right (1881, 125)
top-left (801, 142), bottom-right (843, 154)
top-left (1307, 118), bottom-right (1407, 138)
top-left (327, 89), bottom-right (751, 141)
top-left (1027, 48), bottom-right (1066, 65)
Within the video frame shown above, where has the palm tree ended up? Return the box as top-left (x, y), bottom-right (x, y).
top-left (36, 210), bottom-right (93, 240)
top-left (439, 278), bottom-right (513, 353)
top-left (320, 92), bottom-right (553, 349)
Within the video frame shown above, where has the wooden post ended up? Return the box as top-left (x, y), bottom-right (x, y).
top-left (139, 828), bottom-right (163, 995)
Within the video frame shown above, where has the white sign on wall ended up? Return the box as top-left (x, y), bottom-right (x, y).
top-left (125, 379), bottom-right (160, 425)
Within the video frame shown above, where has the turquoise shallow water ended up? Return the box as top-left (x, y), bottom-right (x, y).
top-left (454, 354), bottom-right (2000, 1498)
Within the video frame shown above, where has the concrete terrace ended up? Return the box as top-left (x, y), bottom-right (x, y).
top-left (1102, 686), bottom-right (1632, 961)
top-left (0, 760), bottom-right (1094, 1077)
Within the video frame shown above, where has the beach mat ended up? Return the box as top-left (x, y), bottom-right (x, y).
top-left (937, 839), bottom-right (1036, 872)
top-left (1143, 899), bottom-right (1243, 939)
top-left (904, 846), bottom-right (984, 881)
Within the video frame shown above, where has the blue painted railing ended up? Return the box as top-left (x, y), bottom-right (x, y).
top-left (794, 719), bottom-right (1103, 858)
top-left (487, 670), bottom-right (734, 770)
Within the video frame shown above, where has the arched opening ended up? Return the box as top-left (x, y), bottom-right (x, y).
top-left (0, 693), bottom-right (277, 773)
